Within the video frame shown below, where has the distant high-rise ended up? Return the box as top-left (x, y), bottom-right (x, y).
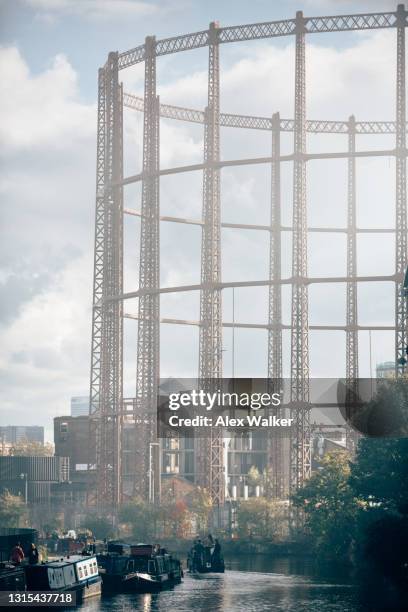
top-left (70, 396), bottom-right (90, 417)
top-left (0, 425), bottom-right (44, 445)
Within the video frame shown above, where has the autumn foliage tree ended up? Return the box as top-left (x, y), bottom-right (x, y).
top-left (119, 497), bottom-right (160, 541)
top-left (166, 499), bottom-right (191, 538)
top-left (8, 440), bottom-right (54, 456)
top-left (0, 490), bottom-right (28, 527)
top-left (236, 497), bottom-right (285, 540)
top-left (187, 487), bottom-right (212, 533)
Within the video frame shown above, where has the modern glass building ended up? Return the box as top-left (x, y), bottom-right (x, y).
top-left (0, 426), bottom-right (44, 445)
top-left (70, 396), bottom-right (90, 417)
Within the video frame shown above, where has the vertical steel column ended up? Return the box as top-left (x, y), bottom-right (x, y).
top-left (135, 37), bottom-right (160, 500)
top-left (89, 52), bottom-right (123, 508)
top-left (345, 115), bottom-right (359, 451)
top-left (88, 68), bottom-right (106, 507)
top-left (198, 21), bottom-right (224, 508)
top-left (395, 4), bottom-right (407, 377)
top-left (267, 112), bottom-right (284, 498)
top-left (89, 68), bottom-right (107, 418)
top-left (290, 11), bottom-right (311, 494)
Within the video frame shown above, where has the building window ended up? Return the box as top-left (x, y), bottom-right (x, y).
top-left (184, 452), bottom-right (194, 474)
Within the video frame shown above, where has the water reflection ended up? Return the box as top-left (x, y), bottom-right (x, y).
top-left (81, 556), bottom-right (362, 612)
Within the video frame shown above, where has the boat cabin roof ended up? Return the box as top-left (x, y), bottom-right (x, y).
top-left (44, 555), bottom-right (96, 568)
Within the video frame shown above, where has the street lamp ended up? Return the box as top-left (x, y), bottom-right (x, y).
top-left (20, 473), bottom-right (28, 505)
top-left (148, 443), bottom-right (161, 505)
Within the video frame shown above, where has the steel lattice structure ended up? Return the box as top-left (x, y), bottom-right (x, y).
top-left (196, 23), bottom-right (225, 507)
top-left (89, 53), bottom-right (123, 507)
top-left (290, 12), bottom-right (310, 492)
top-left (345, 115), bottom-right (359, 452)
top-left (134, 37), bottom-right (160, 499)
top-left (268, 112), bottom-right (284, 499)
top-left (89, 5), bottom-right (408, 509)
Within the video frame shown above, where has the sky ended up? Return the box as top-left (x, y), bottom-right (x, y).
top-left (0, 0), bottom-right (404, 440)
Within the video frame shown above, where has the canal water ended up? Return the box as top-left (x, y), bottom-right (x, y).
top-left (81, 555), bottom-right (364, 612)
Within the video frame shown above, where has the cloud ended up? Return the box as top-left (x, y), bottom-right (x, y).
top-left (21, 0), bottom-right (177, 21)
top-left (0, 47), bottom-right (95, 437)
top-left (0, 47), bottom-right (94, 152)
top-left (0, 243), bottom-right (81, 325)
top-left (302, 0), bottom-right (398, 9)
top-left (0, 271), bottom-right (54, 326)
top-left (0, 252), bottom-right (93, 435)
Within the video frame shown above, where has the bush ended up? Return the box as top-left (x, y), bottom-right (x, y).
top-left (81, 515), bottom-right (115, 540)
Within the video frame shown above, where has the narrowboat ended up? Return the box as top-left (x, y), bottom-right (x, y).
top-left (0, 562), bottom-right (26, 591)
top-left (97, 543), bottom-right (183, 592)
top-left (187, 544), bottom-right (225, 573)
top-left (24, 555), bottom-right (101, 602)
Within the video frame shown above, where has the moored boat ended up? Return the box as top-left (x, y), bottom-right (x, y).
top-left (97, 543), bottom-right (183, 592)
top-left (24, 554), bottom-right (101, 603)
top-left (0, 562), bottom-right (26, 591)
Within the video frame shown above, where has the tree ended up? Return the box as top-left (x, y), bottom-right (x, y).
top-left (187, 487), bottom-right (212, 533)
top-left (350, 437), bottom-right (408, 592)
top-left (81, 515), bottom-right (115, 540)
top-left (29, 504), bottom-right (64, 536)
top-left (9, 441), bottom-right (54, 456)
top-left (41, 517), bottom-right (63, 536)
top-left (242, 466), bottom-right (281, 499)
top-left (292, 450), bottom-right (357, 560)
top-left (0, 490), bottom-right (27, 527)
top-left (119, 497), bottom-right (160, 541)
top-left (246, 466), bottom-right (261, 488)
top-left (261, 467), bottom-right (277, 499)
top-left (349, 378), bottom-right (408, 439)
top-left (289, 379), bottom-right (408, 603)
top-left (350, 437), bottom-right (408, 515)
top-left (236, 497), bottom-right (282, 540)
top-left (163, 499), bottom-right (192, 538)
